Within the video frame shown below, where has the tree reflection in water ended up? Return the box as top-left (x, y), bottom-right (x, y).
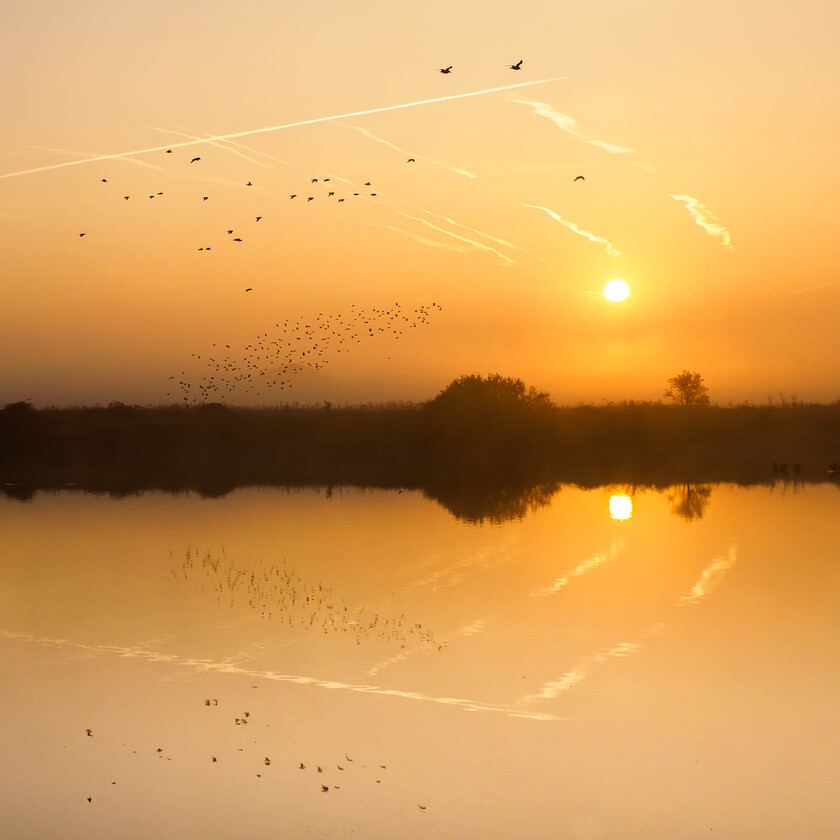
top-left (663, 483), bottom-right (713, 521)
top-left (426, 482), bottom-right (560, 524)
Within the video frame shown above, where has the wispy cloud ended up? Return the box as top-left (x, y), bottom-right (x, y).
top-left (405, 536), bottom-right (520, 591)
top-left (521, 639), bottom-right (642, 703)
top-left (344, 125), bottom-right (478, 179)
top-left (2, 629), bottom-right (560, 721)
top-left (366, 620), bottom-right (486, 677)
top-left (524, 204), bottom-right (622, 256)
top-left (393, 209), bottom-right (519, 265)
top-left (508, 97), bottom-right (635, 154)
top-left (669, 194), bottom-right (733, 250)
top-left (677, 546), bottom-right (737, 606)
top-left (1, 76), bottom-right (570, 181)
top-left (531, 541), bottom-right (622, 596)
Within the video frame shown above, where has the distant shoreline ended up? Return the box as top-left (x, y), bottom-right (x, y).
top-left (3, 402), bottom-right (839, 506)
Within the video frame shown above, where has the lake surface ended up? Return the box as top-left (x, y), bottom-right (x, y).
top-left (2, 482), bottom-right (839, 839)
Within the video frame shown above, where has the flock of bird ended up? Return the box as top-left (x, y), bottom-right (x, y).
top-left (72, 57), bottom-right (588, 405)
top-left (82, 706), bottom-right (424, 807)
top-left (174, 546), bottom-right (439, 650)
top-left (167, 302), bottom-right (442, 403)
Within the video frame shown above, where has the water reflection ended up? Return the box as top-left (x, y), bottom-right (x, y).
top-left (608, 494), bottom-right (633, 520)
top-left (664, 483), bottom-right (713, 521)
top-left (2, 484), bottom-right (840, 839)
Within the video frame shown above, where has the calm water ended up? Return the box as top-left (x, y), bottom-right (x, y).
top-left (2, 483), bottom-right (839, 839)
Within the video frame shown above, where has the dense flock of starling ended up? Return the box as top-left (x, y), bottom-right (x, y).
top-left (174, 546), bottom-right (439, 649)
top-left (167, 302), bottom-right (442, 403)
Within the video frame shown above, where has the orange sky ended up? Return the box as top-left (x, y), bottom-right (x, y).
top-left (2, 0), bottom-right (839, 407)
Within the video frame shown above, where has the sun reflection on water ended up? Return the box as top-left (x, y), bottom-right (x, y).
top-left (608, 494), bottom-right (633, 520)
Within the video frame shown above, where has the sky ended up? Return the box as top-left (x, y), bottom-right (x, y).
top-left (2, 0), bottom-right (839, 407)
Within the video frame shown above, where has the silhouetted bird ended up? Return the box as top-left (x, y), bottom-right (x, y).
top-left (311, 178), bottom-right (318, 183)
top-left (407, 158), bottom-right (415, 163)
top-left (290, 194), bottom-right (296, 199)
top-left (166, 149), bottom-right (173, 153)
top-left (328, 192), bottom-right (334, 196)
top-left (307, 197), bottom-right (314, 201)
top-left (123, 196), bottom-right (129, 200)
top-left (439, 66), bottom-right (452, 74)
top-left (509, 59), bottom-right (523, 70)
top-left (321, 785), bottom-right (329, 792)
top-left (574, 175), bottom-right (585, 181)
top-left (227, 230), bottom-right (233, 234)
top-left (203, 196), bottom-right (209, 200)
top-left (255, 216), bottom-right (262, 221)
top-left (233, 238), bottom-right (242, 242)
top-left (246, 181), bottom-right (253, 186)
top-left (245, 288), bottom-right (253, 292)
top-left (337, 198), bottom-right (344, 202)
top-left (101, 178), bottom-right (107, 182)
top-left (86, 729), bottom-right (92, 736)
top-left (79, 233), bottom-right (85, 237)
top-left (190, 157), bottom-right (201, 163)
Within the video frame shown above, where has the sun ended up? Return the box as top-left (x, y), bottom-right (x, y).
top-left (603, 279), bottom-right (630, 302)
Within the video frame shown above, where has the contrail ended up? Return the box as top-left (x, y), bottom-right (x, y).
top-left (345, 124), bottom-right (478, 179)
top-left (393, 209), bottom-right (518, 265)
top-left (508, 97), bottom-right (635, 154)
top-left (29, 144), bottom-right (167, 174)
top-left (1, 629), bottom-right (560, 721)
top-left (365, 222), bottom-right (470, 254)
top-left (524, 204), bottom-right (622, 256)
top-left (669, 194), bottom-right (733, 250)
top-left (149, 125), bottom-right (269, 167)
top-left (0, 76), bottom-right (570, 182)
top-left (423, 210), bottom-right (531, 254)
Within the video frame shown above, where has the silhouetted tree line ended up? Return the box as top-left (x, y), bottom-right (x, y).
top-left (2, 375), bottom-right (839, 521)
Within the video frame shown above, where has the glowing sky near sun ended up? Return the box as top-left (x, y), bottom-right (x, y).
top-left (2, 0), bottom-right (839, 406)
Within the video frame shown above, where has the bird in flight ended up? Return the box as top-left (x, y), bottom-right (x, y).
top-left (101, 178), bottom-right (107, 183)
top-left (574, 175), bottom-right (585, 181)
top-left (311, 178), bottom-right (318, 183)
top-left (328, 191), bottom-right (334, 196)
top-left (190, 157), bottom-right (201, 163)
top-left (79, 233), bottom-right (85, 237)
top-left (307, 196), bottom-right (314, 201)
top-left (123, 196), bottom-right (130, 200)
top-left (233, 237), bottom-right (242, 241)
top-left (203, 196), bottom-right (209, 200)
top-left (245, 288), bottom-right (252, 292)
top-left (509, 59), bottom-right (523, 70)
top-left (290, 194), bottom-right (296, 199)
top-left (337, 198), bottom-right (345, 203)
top-left (439, 66), bottom-right (452, 74)
top-left (407, 158), bottom-right (415, 163)
top-left (255, 216), bottom-right (262, 221)
top-left (246, 181), bottom-right (253, 186)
